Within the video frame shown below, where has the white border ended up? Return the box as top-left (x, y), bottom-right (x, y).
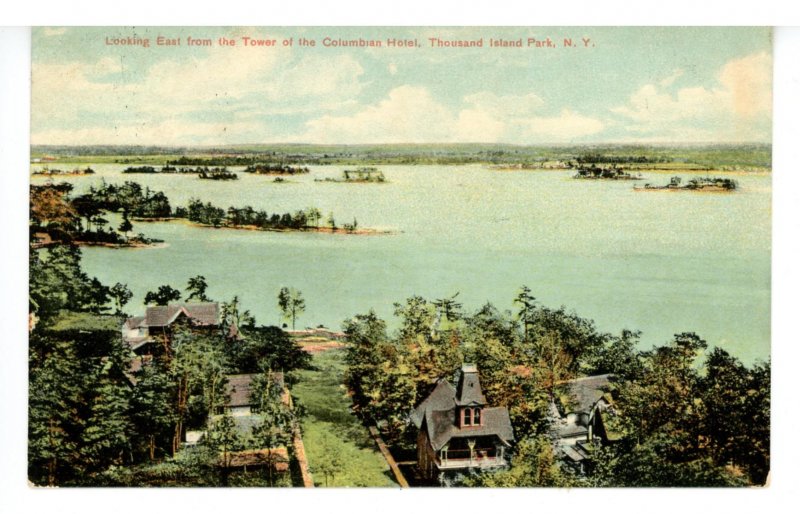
top-left (3, 5), bottom-right (800, 514)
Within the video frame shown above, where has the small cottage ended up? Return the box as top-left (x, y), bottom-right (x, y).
top-left (410, 364), bottom-right (515, 480)
top-left (551, 374), bottom-right (614, 472)
top-left (122, 302), bottom-right (235, 353)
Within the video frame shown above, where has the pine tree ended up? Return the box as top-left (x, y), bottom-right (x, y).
top-left (28, 341), bottom-right (83, 485)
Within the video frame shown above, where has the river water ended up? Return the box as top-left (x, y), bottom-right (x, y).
top-left (33, 164), bottom-right (771, 364)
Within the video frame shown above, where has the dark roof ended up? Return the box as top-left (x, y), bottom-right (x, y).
top-left (411, 379), bottom-right (456, 429)
top-left (562, 374), bottom-right (613, 414)
top-left (226, 374), bottom-right (256, 408)
top-left (224, 372), bottom-right (285, 408)
top-left (455, 364), bottom-right (487, 406)
top-left (561, 444), bottom-right (590, 463)
top-left (143, 302), bottom-right (220, 328)
top-left (412, 365), bottom-right (513, 452)
top-left (123, 316), bottom-right (146, 329)
top-left (424, 406), bottom-right (515, 451)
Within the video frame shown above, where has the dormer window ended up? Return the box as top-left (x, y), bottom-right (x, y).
top-left (461, 407), bottom-right (483, 427)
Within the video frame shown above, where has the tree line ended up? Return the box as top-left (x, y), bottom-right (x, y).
top-left (341, 287), bottom-right (770, 487)
top-left (176, 199), bottom-right (333, 232)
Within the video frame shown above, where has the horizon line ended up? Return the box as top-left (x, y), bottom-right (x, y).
top-left (30, 141), bottom-right (773, 149)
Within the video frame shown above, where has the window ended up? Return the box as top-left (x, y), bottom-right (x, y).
top-left (473, 408), bottom-right (481, 425)
top-left (463, 408), bottom-right (472, 426)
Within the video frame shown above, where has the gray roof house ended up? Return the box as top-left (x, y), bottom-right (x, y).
top-left (411, 364), bottom-right (515, 480)
top-left (122, 302), bottom-right (234, 351)
top-left (551, 374), bottom-right (615, 471)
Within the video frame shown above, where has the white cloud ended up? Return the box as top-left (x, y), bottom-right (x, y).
top-left (463, 91), bottom-right (545, 117)
top-left (299, 86), bottom-right (603, 144)
top-left (303, 85), bottom-right (457, 144)
top-left (719, 52), bottom-right (772, 118)
top-left (518, 110), bottom-right (606, 141)
top-left (31, 48), bottom-right (366, 145)
top-left (611, 52), bottom-right (772, 142)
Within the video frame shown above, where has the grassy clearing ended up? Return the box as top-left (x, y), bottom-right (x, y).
top-left (292, 349), bottom-right (397, 488)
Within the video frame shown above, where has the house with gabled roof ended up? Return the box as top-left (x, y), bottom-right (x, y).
top-left (550, 374), bottom-right (615, 472)
top-left (411, 364), bottom-right (515, 480)
top-left (122, 302), bottom-right (237, 353)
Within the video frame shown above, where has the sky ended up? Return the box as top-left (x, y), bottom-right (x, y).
top-left (31, 26), bottom-right (773, 146)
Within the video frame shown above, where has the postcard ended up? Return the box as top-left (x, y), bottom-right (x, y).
top-left (27, 26), bottom-right (771, 488)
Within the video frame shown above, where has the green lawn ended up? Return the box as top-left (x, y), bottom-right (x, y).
top-left (293, 349), bottom-right (397, 487)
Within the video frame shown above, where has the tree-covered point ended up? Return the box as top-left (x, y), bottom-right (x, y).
top-left (175, 199), bottom-right (327, 231)
top-left (30, 182), bottom-right (166, 247)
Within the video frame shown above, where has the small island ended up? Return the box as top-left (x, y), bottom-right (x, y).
top-left (488, 161), bottom-right (572, 170)
top-left (243, 163), bottom-right (310, 175)
top-left (198, 167), bottom-right (238, 180)
top-left (634, 176), bottom-right (738, 192)
top-left (123, 166), bottom-right (161, 174)
top-left (573, 165), bottom-right (642, 181)
top-left (33, 166), bottom-right (95, 176)
top-left (316, 167), bottom-right (386, 183)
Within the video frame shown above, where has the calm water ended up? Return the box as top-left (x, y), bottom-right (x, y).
top-left (34, 165), bottom-right (771, 364)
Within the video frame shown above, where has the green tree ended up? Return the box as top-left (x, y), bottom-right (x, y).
top-left (206, 412), bottom-right (243, 485)
top-left (185, 275), bottom-right (211, 302)
top-left (514, 285), bottom-right (537, 343)
top-left (343, 311), bottom-right (390, 418)
top-left (464, 434), bottom-right (572, 487)
top-left (144, 284), bottom-right (183, 306)
top-left (130, 360), bottom-right (176, 461)
top-left (700, 348), bottom-right (770, 485)
top-left (220, 295), bottom-right (256, 335)
top-left (28, 340), bottom-right (83, 486)
top-left (591, 329), bottom-right (644, 380)
top-left (30, 245), bottom-right (111, 318)
top-left (277, 287), bottom-right (305, 330)
top-left (305, 207), bottom-right (322, 228)
top-left (118, 210), bottom-right (133, 238)
top-left (109, 282), bottom-right (133, 315)
top-left (227, 325), bottom-right (311, 374)
top-left (313, 433), bottom-right (344, 487)
top-left (169, 329), bottom-right (228, 456)
top-left (80, 366), bottom-right (132, 474)
top-left (250, 371), bottom-right (294, 485)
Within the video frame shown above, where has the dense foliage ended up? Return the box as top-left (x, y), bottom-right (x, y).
top-left (342, 288), bottom-right (770, 487)
top-left (175, 199), bottom-right (325, 231)
top-left (28, 247), bottom-right (309, 486)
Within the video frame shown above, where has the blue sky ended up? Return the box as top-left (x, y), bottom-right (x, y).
top-left (31, 26), bottom-right (772, 145)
